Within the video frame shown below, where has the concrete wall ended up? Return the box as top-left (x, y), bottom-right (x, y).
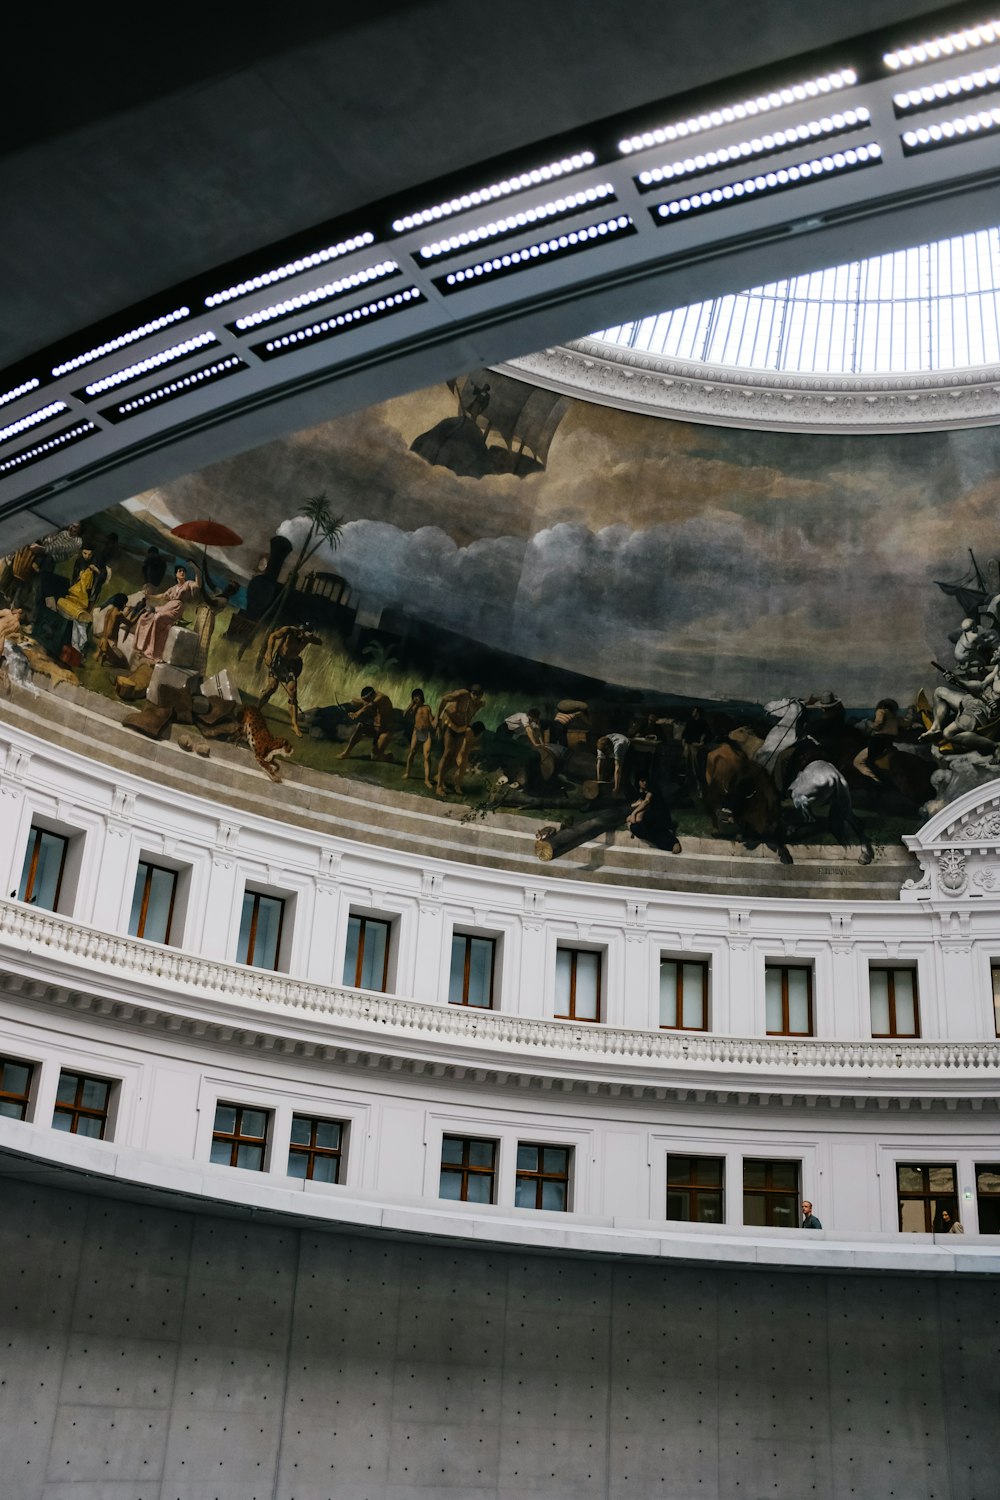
top-left (1, 1176), bottom-right (997, 1500)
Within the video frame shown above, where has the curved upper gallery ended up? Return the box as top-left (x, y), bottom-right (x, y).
top-left (2, 364), bottom-right (1000, 902)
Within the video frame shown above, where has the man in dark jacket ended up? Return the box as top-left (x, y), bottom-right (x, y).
top-left (801, 1200), bottom-right (822, 1229)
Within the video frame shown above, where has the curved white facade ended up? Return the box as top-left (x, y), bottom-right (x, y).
top-left (2, 719), bottom-right (999, 1272)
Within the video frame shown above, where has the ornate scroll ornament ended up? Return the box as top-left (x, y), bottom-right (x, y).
top-left (938, 849), bottom-right (968, 897)
top-left (952, 811), bottom-right (1000, 841)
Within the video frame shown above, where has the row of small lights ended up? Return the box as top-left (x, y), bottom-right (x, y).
top-left (0, 377), bottom-right (41, 410)
top-left (234, 261), bottom-right (400, 330)
top-left (902, 105), bottom-right (1000, 149)
top-left (51, 308), bottom-right (191, 379)
top-left (418, 185), bottom-right (616, 260)
top-left (83, 333), bottom-right (218, 397)
top-left (618, 69), bottom-right (858, 155)
top-left (441, 217), bottom-right (633, 288)
top-left (115, 357), bottom-right (244, 416)
top-left (894, 65), bottom-right (1000, 112)
top-left (203, 233), bottom-right (376, 308)
top-left (883, 19), bottom-right (1000, 71)
top-left (654, 144), bottom-right (881, 219)
top-left (637, 110), bottom-right (870, 187)
top-left (261, 288), bottom-right (424, 354)
top-left (391, 154), bottom-right (596, 233)
top-left (0, 401), bottom-right (67, 447)
top-left (0, 422), bottom-right (98, 476)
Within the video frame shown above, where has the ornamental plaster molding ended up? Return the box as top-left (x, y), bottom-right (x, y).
top-left (903, 778), bottom-right (1000, 901)
top-left (499, 342), bottom-right (1000, 433)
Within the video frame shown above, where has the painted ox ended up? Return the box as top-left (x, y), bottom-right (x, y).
top-left (788, 760), bottom-right (874, 864)
top-left (703, 740), bottom-right (792, 864)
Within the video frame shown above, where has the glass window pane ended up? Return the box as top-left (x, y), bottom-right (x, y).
top-left (681, 964), bottom-right (705, 1028)
top-left (770, 1162), bottom-right (798, 1190)
top-left (695, 1158), bottom-right (723, 1186)
top-left (743, 1194), bottom-right (766, 1226)
top-left (787, 970), bottom-right (810, 1032)
top-left (573, 952), bottom-right (600, 1020)
top-left (439, 1170), bottom-right (463, 1200)
top-left (976, 1165), bottom-right (1000, 1194)
top-left (899, 1199), bottom-right (928, 1233)
top-left (743, 1161), bottom-right (767, 1188)
top-left (0, 1100), bottom-right (25, 1119)
top-left (448, 935), bottom-right (467, 1003)
top-left (213, 1104), bottom-right (237, 1134)
top-left (2, 1062), bottom-right (30, 1095)
top-left (897, 1164), bottom-right (924, 1193)
top-left (237, 893), bottom-right (256, 966)
top-left (314, 1121), bottom-right (341, 1150)
top-left (236, 1143), bottom-right (264, 1171)
top-left (441, 1137), bottom-right (464, 1164)
top-left (659, 960), bottom-right (678, 1027)
top-left (357, 919), bottom-right (388, 991)
top-left (870, 968), bottom-right (890, 1033)
top-left (894, 971), bottom-right (917, 1035)
top-left (666, 1191), bottom-right (690, 1222)
top-left (555, 948), bottom-right (573, 1011)
top-left (80, 1078), bottom-right (109, 1111)
top-left (466, 1173), bottom-right (492, 1204)
top-left (541, 1180), bottom-right (567, 1211)
top-left (56, 1073), bottom-right (78, 1104)
top-left (250, 896), bottom-right (282, 970)
top-left (343, 915), bottom-right (361, 986)
top-left (542, 1148), bottom-right (568, 1174)
top-left (465, 938), bottom-right (493, 1008)
top-left (929, 1166), bottom-right (957, 1193)
top-left (289, 1116), bottom-right (312, 1146)
top-left (142, 866), bottom-right (176, 944)
top-left (765, 968), bottom-right (783, 1032)
top-left (771, 1195), bottom-right (797, 1227)
top-left (514, 1177), bottom-right (536, 1209)
top-left (75, 1115), bottom-right (104, 1139)
top-left (668, 1157), bottom-right (693, 1185)
top-left (240, 1110), bottom-right (267, 1139)
top-left (127, 865), bottom-right (148, 938)
top-left (516, 1144), bottom-right (538, 1172)
top-left (695, 1191), bottom-right (723, 1223)
top-left (287, 1151), bottom-right (309, 1179)
top-left (51, 1111), bottom-right (74, 1132)
top-left (311, 1155), bottom-right (339, 1184)
top-left (467, 1140), bottom-right (494, 1168)
top-left (20, 830), bottom-right (66, 911)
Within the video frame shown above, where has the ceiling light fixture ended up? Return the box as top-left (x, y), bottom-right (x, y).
top-left (392, 154), bottom-right (597, 233)
top-left (82, 333), bottom-right (219, 396)
top-left (418, 185), bottom-right (616, 260)
top-left (893, 65), bottom-right (1000, 111)
top-left (204, 234), bottom-right (376, 308)
top-left (901, 104), bottom-right (1000, 149)
top-left (0, 401), bottom-right (68, 446)
top-left (0, 378), bottom-right (41, 410)
top-left (0, 421), bottom-right (98, 475)
top-left (618, 70), bottom-right (858, 155)
top-left (112, 357), bottom-right (246, 418)
top-left (233, 262), bottom-right (400, 330)
top-left (257, 287), bottom-right (424, 357)
top-left (884, 20), bottom-right (1000, 71)
top-left (51, 309), bottom-right (191, 378)
top-left (439, 215), bottom-right (635, 291)
top-left (637, 110), bottom-right (870, 187)
top-left (653, 143), bottom-right (881, 220)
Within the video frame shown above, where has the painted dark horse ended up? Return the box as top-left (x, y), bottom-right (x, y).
top-left (703, 739), bottom-right (793, 864)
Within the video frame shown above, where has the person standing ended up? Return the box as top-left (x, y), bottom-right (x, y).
top-left (801, 1200), bottom-right (822, 1229)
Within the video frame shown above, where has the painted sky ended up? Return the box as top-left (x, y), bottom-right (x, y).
top-left (131, 374), bottom-right (1000, 707)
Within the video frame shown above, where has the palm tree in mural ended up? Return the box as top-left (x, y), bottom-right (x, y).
top-left (239, 494), bottom-right (344, 663)
top-left (360, 638), bottom-right (400, 674)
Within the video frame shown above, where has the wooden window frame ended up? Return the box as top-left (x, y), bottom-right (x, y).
top-left (896, 1162), bottom-right (958, 1233)
top-left (975, 1162), bottom-right (1000, 1235)
top-left (765, 963), bottom-right (814, 1037)
top-left (666, 1154), bottom-right (725, 1222)
top-left (555, 946), bottom-right (602, 1023)
top-left (239, 889), bottom-right (286, 970)
top-left (130, 859), bottom-right (178, 944)
top-left (52, 1071), bottom-right (112, 1139)
top-left (742, 1158), bottom-right (800, 1227)
top-left (449, 932), bottom-right (496, 1009)
top-left (659, 958), bottom-right (709, 1032)
top-left (0, 1057), bottom-right (34, 1120)
top-left (514, 1142), bottom-right (571, 1211)
top-left (19, 825), bottom-right (69, 910)
top-left (210, 1101), bottom-right (270, 1171)
top-left (991, 963), bottom-right (1000, 1038)
top-left (345, 913), bottom-right (391, 992)
top-left (870, 965), bottom-right (920, 1038)
top-left (288, 1114), bottom-right (345, 1183)
top-left (439, 1135), bottom-right (497, 1203)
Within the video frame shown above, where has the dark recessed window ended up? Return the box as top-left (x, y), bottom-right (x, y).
top-left (18, 826), bottom-right (69, 911)
top-left (870, 966), bottom-right (919, 1037)
top-left (237, 891), bottom-right (285, 970)
top-left (210, 1102), bottom-right (270, 1170)
top-left (449, 933), bottom-right (496, 1008)
top-left (343, 914), bottom-right (391, 991)
top-left (660, 959), bottom-right (708, 1030)
top-left (439, 1135), bottom-right (496, 1203)
top-left (667, 1155), bottom-right (724, 1223)
top-left (765, 965), bottom-right (813, 1036)
top-left (128, 861), bottom-right (178, 944)
top-left (897, 1163), bottom-right (958, 1233)
top-left (555, 948), bottom-right (601, 1022)
top-left (991, 964), bottom-right (1000, 1037)
top-left (0, 1057), bottom-right (34, 1120)
top-left (975, 1163), bottom-right (1000, 1234)
top-left (743, 1159), bottom-right (799, 1227)
top-left (514, 1144), bottom-right (571, 1210)
top-left (52, 1072), bottom-right (112, 1139)
top-left (288, 1115), bottom-right (345, 1184)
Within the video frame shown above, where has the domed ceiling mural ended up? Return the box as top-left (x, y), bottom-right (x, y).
top-left (3, 368), bottom-right (1000, 889)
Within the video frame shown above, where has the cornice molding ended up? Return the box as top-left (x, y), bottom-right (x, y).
top-left (500, 341), bottom-right (1000, 433)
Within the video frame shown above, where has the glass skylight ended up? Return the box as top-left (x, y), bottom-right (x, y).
top-left (592, 227), bottom-right (1000, 375)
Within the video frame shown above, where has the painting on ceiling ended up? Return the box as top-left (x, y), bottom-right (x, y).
top-left (3, 368), bottom-right (1000, 880)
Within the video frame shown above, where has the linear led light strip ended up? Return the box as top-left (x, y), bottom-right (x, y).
top-left (638, 109), bottom-right (870, 186)
top-left (83, 332), bottom-right (219, 396)
top-left (418, 184), bottom-right (616, 260)
top-left (619, 69), bottom-right (857, 154)
top-left (262, 287), bottom-right (424, 352)
top-left (51, 308), bottom-right (192, 378)
top-left (894, 65), bottom-right (1000, 111)
top-left (441, 215), bottom-right (633, 287)
top-left (902, 104), bottom-right (1000, 149)
top-left (115, 356), bottom-right (243, 415)
top-left (0, 377), bottom-right (41, 409)
top-left (654, 143), bottom-right (881, 219)
top-left (0, 421), bottom-right (98, 475)
top-left (884, 19), bottom-right (1000, 71)
top-left (392, 153), bottom-right (597, 233)
top-left (204, 233), bottom-right (376, 309)
top-left (234, 260), bottom-right (399, 330)
top-left (0, 400), bottom-right (68, 446)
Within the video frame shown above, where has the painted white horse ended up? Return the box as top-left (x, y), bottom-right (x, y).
top-left (755, 698), bottom-right (806, 787)
top-left (788, 760), bottom-right (874, 865)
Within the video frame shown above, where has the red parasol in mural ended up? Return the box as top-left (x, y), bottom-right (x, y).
top-left (170, 519), bottom-right (243, 584)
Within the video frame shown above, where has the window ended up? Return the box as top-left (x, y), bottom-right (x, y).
top-left (515, 1144), bottom-right (571, 1210)
top-left (449, 933), bottom-right (496, 1008)
top-left (870, 966), bottom-right (919, 1038)
top-left (991, 963), bottom-right (1000, 1037)
top-left (896, 1163), bottom-right (958, 1233)
top-left (555, 947), bottom-right (601, 1022)
top-left (128, 860), bottom-right (178, 944)
top-left (343, 914), bottom-right (390, 991)
top-left (0, 1057), bottom-right (34, 1120)
top-left (975, 1163), bottom-right (1000, 1234)
top-left (210, 1102), bottom-right (270, 1170)
top-left (765, 965), bottom-right (813, 1036)
top-left (237, 890), bottom-right (285, 970)
top-left (743, 1159), bottom-right (799, 1227)
top-left (439, 1136), bottom-right (496, 1203)
top-left (52, 1072), bottom-right (112, 1139)
top-left (660, 959), bottom-right (708, 1030)
top-left (17, 826), bottom-right (68, 911)
top-left (288, 1115), bottom-right (345, 1183)
top-left (667, 1155), bottom-right (724, 1223)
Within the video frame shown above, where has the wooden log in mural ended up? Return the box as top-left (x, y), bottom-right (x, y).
top-left (535, 805), bottom-right (628, 861)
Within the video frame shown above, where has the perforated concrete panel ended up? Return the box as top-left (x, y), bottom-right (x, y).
top-left (0, 1177), bottom-right (998, 1500)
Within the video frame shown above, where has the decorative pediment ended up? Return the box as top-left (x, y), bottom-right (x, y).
top-left (902, 779), bottom-right (1000, 902)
